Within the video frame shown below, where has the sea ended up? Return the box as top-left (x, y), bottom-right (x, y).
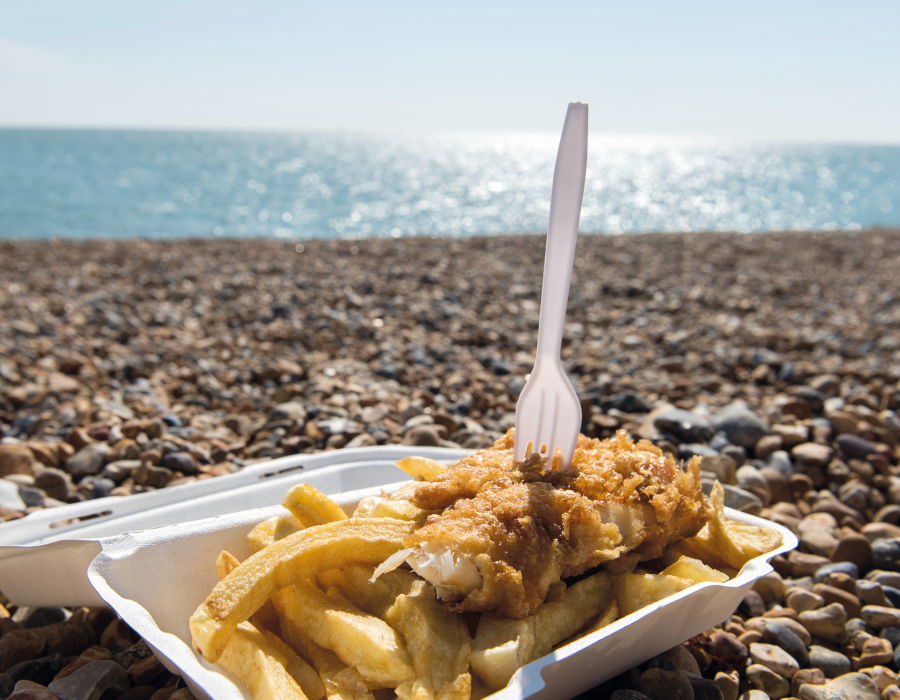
top-left (0, 129), bottom-right (897, 240)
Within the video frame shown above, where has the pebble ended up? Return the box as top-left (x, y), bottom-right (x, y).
top-left (796, 672), bottom-right (881, 700)
top-left (4, 654), bottom-right (63, 687)
top-left (0, 445), bottom-right (37, 479)
top-left (715, 671), bottom-right (740, 700)
top-left (858, 579), bottom-right (891, 607)
top-left (873, 539), bottom-right (900, 572)
top-left (811, 583), bottom-right (861, 619)
top-left (862, 606), bottom-right (900, 630)
top-left (664, 644), bottom-right (701, 676)
top-left (746, 663), bottom-right (790, 698)
top-left (760, 621), bottom-right (809, 667)
top-left (749, 643), bottom-right (799, 679)
top-left (711, 404), bottom-right (770, 449)
top-left (654, 408), bottom-right (714, 443)
top-left (47, 660), bottom-right (130, 700)
top-left (791, 668), bottom-right (826, 696)
top-left (63, 444), bottom-right (108, 478)
top-left (830, 534), bottom-right (873, 572)
top-left (787, 589), bottom-right (824, 613)
top-left (637, 667), bottom-right (694, 700)
top-left (799, 603), bottom-right (848, 642)
top-left (859, 637), bottom-right (894, 667)
top-left (807, 645), bottom-right (852, 678)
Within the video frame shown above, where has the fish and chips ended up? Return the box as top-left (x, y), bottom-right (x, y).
top-left (189, 429), bottom-right (782, 699)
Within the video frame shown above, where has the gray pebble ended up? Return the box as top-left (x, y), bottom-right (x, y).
top-left (761, 621), bottom-right (809, 667)
top-left (873, 539), bottom-right (900, 572)
top-left (712, 403), bottom-right (770, 448)
top-left (807, 645), bottom-right (851, 678)
top-left (64, 444), bottom-right (108, 478)
top-left (47, 660), bottom-right (130, 700)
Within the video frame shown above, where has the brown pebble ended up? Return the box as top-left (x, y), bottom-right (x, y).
top-left (831, 532), bottom-right (874, 571)
top-left (788, 551), bottom-right (832, 577)
top-left (792, 667), bottom-right (826, 696)
top-left (100, 619), bottom-right (135, 649)
top-left (738, 630), bottom-right (763, 646)
top-left (858, 638), bottom-right (894, 667)
top-left (822, 571), bottom-right (858, 594)
top-left (813, 583), bottom-right (862, 618)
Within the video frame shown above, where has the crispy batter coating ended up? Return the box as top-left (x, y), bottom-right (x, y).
top-left (402, 429), bottom-right (710, 618)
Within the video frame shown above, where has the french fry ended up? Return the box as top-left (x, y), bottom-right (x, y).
top-left (673, 481), bottom-right (783, 570)
top-left (369, 499), bottom-right (436, 524)
top-left (471, 571), bottom-right (613, 690)
top-left (248, 516), bottom-right (300, 552)
top-left (217, 622), bottom-right (310, 700)
top-left (573, 600), bottom-right (619, 642)
top-left (283, 484), bottom-right (349, 528)
top-left (395, 456), bottom-right (448, 481)
top-left (323, 565), bottom-right (471, 700)
top-left (275, 607), bottom-right (375, 700)
top-left (215, 550), bottom-right (282, 637)
top-left (190, 518), bottom-right (417, 663)
top-left (216, 550), bottom-right (242, 580)
top-left (471, 616), bottom-right (534, 691)
top-left (387, 582), bottom-right (471, 700)
top-left (273, 580), bottom-right (415, 687)
top-left (615, 571), bottom-right (695, 617)
top-left (661, 555), bottom-right (729, 584)
top-left (352, 496), bottom-right (385, 517)
top-left (256, 624), bottom-right (327, 700)
top-left (530, 571), bottom-right (614, 659)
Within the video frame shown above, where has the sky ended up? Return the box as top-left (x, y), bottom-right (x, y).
top-left (1, 1), bottom-right (899, 142)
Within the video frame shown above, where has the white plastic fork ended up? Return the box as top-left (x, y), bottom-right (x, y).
top-left (513, 102), bottom-right (588, 469)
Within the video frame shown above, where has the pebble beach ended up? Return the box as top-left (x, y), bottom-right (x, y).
top-left (2, 227), bottom-right (900, 700)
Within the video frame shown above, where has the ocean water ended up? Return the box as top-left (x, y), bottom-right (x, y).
top-left (0, 129), bottom-right (897, 240)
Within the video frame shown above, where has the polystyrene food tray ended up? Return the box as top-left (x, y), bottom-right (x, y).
top-left (0, 446), bottom-right (469, 607)
top-left (88, 485), bottom-right (798, 700)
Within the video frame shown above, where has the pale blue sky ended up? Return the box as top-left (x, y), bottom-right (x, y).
top-left (1, 1), bottom-right (898, 142)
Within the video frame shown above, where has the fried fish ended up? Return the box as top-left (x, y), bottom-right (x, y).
top-left (374, 429), bottom-right (711, 618)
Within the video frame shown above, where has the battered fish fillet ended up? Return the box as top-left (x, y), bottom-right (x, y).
top-left (374, 429), bottom-right (711, 618)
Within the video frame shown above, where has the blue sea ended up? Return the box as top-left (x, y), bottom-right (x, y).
top-left (0, 129), bottom-right (897, 240)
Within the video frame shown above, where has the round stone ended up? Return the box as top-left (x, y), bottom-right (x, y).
top-left (712, 404), bottom-right (770, 448)
top-left (796, 672), bottom-right (881, 700)
top-left (0, 445), bottom-right (37, 478)
top-left (814, 561), bottom-right (859, 583)
top-left (862, 605), bottom-right (900, 629)
top-left (873, 539), bottom-right (900, 572)
top-left (830, 533), bottom-right (873, 571)
top-left (746, 662), bottom-right (791, 697)
top-left (837, 433), bottom-right (877, 458)
top-left (637, 667), bottom-right (693, 700)
top-left (403, 425), bottom-right (442, 447)
top-left (749, 642), bottom-right (799, 679)
top-left (807, 645), bottom-right (852, 678)
top-left (799, 603), bottom-right (848, 642)
top-left (760, 621), bottom-right (809, 667)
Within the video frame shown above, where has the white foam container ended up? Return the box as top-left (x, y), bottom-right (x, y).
top-left (0, 446), bottom-right (469, 607)
top-left (88, 487), bottom-right (797, 700)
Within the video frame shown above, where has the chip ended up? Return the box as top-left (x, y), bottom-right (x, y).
top-left (190, 518), bottom-right (417, 662)
top-left (248, 516), bottom-right (300, 552)
top-left (395, 456), bottom-right (448, 481)
top-left (283, 484), bottom-right (349, 528)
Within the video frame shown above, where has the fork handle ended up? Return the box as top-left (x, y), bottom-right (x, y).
top-left (535, 102), bottom-right (588, 360)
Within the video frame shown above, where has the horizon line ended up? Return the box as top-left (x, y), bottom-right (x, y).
top-left (1, 124), bottom-right (899, 147)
